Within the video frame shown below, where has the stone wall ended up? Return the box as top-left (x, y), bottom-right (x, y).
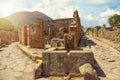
top-left (42, 50), bottom-right (95, 77)
top-left (19, 19), bottom-right (45, 49)
top-left (86, 26), bottom-right (120, 43)
top-left (0, 30), bottom-right (18, 45)
top-left (44, 10), bottom-right (84, 46)
top-left (86, 25), bottom-right (120, 51)
top-left (44, 18), bottom-right (72, 38)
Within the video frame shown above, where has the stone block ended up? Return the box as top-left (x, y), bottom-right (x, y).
top-left (42, 52), bottom-right (51, 77)
top-left (51, 39), bottom-right (64, 47)
top-left (42, 50), bottom-right (95, 77)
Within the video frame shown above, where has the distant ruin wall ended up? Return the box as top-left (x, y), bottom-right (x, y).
top-left (0, 30), bottom-right (18, 45)
top-left (86, 26), bottom-right (120, 51)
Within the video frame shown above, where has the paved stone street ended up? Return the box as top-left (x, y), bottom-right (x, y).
top-left (0, 42), bottom-right (36, 80)
top-left (86, 36), bottom-right (120, 80)
top-left (0, 37), bottom-right (120, 80)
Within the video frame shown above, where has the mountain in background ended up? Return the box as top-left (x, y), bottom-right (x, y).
top-left (5, 11), bottom-right (52, 29)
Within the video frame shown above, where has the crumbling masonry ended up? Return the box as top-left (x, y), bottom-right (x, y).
top-left (19, 19), bottom-right (44, 48)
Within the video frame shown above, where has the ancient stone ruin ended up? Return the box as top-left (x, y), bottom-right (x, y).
top-left (44, 18), bottom-right (72, 39)
top-left (33, 10), bottom-right (99, 80)
top-left (86, 25), bottom-right (120, 51)
top-left (18, 10), bottom-right (99, 80)
top-left (69, 10), bottom-right (83, 47)
top-left (0, 30), bottom-right (18, 45)
top-left (49, 10), bottom-right (84, 48)
top-left (19, 19), bottom-right (44, 48)
top-left (35, 34), bottom-right (99, 80)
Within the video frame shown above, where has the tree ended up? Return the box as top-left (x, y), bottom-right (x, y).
top-left (108, 14), bottom-right (120, 26)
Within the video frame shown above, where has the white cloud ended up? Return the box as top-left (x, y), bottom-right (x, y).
top-left (0, 0), bottom-right (81, 19)
top-left (97, 8), bottom-right (120, 26)
top-left (32, 0), bottom-right (80, 19)
top-left (84, 8), bottom-right (120, 26)
top-left (58, 6), bottom-right (81, 18)
top-left (99, 8), bottom-right (120, 17)
top-left (84, 14), bottom-right (93, 20)
top-left (89, 0), bottom-right (108, 5)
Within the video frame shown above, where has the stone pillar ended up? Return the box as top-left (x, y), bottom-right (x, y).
top-left (69, 10), bottom-right (83, 47)
top-left (64, 34), bottom-right (74, 52)
top-left (20, 25), bottom-right (27, 45)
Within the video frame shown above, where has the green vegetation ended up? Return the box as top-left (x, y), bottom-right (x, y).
top-left (108, 14), bottom-right (120, 26)
top-left (86, 27), bottom-right (94, 31)
top-left (12, 29), bottom-right (18, 33)
top-left (0, 18), bottom-right (14, 31)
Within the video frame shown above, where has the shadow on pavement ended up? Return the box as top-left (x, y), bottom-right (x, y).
top-left (94, 61), bottom-right (106, 77)
top-left (78, 36), bottom-right (96, 47)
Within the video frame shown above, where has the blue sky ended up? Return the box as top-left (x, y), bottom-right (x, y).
top-left (0, 0), bottom-right (120, 27)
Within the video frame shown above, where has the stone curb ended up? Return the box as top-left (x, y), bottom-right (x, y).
top-left (17, 43), bottom-right (42, 63)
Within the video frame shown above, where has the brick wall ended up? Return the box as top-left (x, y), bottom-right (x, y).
top-left (0, 30), bottom-right (18, 44)
top-left (19, 19), bottom-right (45, 49)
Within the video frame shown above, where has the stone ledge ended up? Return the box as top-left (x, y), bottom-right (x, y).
top-left (17, 43), bottom-right (44, 63)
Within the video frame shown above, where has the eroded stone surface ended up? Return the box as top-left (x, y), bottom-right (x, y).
top-left (85, 36), bottom-right (120, 80)
top-left (42, 50), bottom-right (95, 77)
top-left (0, 42), bottom-right (36, 80)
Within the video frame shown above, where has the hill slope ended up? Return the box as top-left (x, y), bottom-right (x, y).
top-left (5, 11), bottom-right (52, 29)
top-left (0, 18), bottom-right (14, 31)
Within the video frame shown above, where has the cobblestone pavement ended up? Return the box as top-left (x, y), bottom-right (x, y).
top-left (0, 42), bottom-right (36, 80)
top-left (0, 37), bottom-right (120, 80)
top-left (86, 36), bottom-right (120, 80)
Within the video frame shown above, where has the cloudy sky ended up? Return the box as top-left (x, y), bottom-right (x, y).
top-left (0, 0), bottom-right (120, 27)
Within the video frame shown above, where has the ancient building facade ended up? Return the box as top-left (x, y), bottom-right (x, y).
top-left (19, 19), bottom-right (44, 48)
top-left (44, 18), bottom-right (72, 38)
top-left (19, 10), bottom-right (83, 48)
top-left (69, 10), bottom-right (83, 47)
